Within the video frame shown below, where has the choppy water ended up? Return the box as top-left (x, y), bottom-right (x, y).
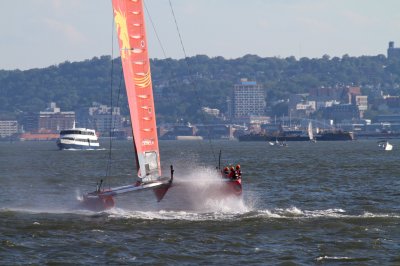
top-left (1, 140), bottom-right (400, 264)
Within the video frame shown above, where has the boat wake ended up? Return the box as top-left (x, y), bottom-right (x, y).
top-left (243, 206), bottom-right (400, 220)
top-left (1, 205), bottom-right (400, 222)
top-left (78, 206), bottom-right (400, 221)
top-left (106, 208), bottom-right (242, 221)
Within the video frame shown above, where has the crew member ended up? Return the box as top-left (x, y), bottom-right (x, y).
top-left (229, 166), bottom-right (236, 179)
top-left (235, 164), bottom-right (241, 179)
top-left (223, 166), bottom-right (229, 177)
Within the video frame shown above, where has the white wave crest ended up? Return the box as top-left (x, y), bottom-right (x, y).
top-left (316, 256), bottom-right (353, 262)
top-left (253, 207), bottom-right (400, 219)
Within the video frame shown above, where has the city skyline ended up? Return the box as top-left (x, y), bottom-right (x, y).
top-left (1, 0), bottom-right (400, 70)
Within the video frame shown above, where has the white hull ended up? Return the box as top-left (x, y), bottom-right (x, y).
top-left (57, 127), bottom-right (100, 150)
top-left (57, 139), bottom-right (100, 150)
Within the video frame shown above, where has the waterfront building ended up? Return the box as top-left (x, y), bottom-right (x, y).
top-left (309, 86), bottom-right (361, 104)
top-left (21, 113), bottom-right (39, 132)
top-left (322, 104), bottom-right (360, 123)
top-left (233, 79), bottom-right (266, 120)
top-left (0, 120), bottom-right (18, 138)
top-left (316, 100), bottom-right (339, 110)
top-left (88, 102), bottom-right (123, 134)
top-left (354, 95), bottom-right (368, 117)
top-left (295, 101), bottom-right (316, 117)
top-left (344, 86), bottom-right (361, 104)
top-left (39, 102), bottom-right (75, 132)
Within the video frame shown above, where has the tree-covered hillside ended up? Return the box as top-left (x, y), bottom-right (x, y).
top-left (0, 54), bottom-right (399, 122)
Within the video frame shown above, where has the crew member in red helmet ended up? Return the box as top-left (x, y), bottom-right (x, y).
top-left (235, 164), bottom-right (241, 179)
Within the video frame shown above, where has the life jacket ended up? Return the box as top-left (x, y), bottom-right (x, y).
top-left (235, 169), bottom-right (241, 178)
top-left (228, 170), bottom-right (234, 178)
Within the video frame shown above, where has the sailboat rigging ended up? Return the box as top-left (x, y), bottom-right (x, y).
top-left (81, 0), bottom-right (243, 210)
top-left (165, 0), bottom-right (242, 194)
top-left (81, 0), bottom-right (173, 211)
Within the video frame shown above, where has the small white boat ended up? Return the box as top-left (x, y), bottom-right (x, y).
top-left (279, 141), bottom-right (288, 147)
top-left (308, 122), bottom-right (316, 143)
top-left (268, 139), bottom-right (287, 147)
top-left (378, 140), bottom-right (393, 151)
top-left (56, 127), bottom-right (100, 150)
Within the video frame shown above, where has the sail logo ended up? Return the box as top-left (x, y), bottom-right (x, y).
top-left (134, 71), bottom-right (152, 88)
top-left (114, 9), bottom-right (131, 59)
top-left (142, 139), bottom-right (154, 146)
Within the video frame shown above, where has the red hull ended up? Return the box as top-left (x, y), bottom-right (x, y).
top-left (153, 183), bottom-right (173, 202)
top-left (81, 176), bottom-right (173, 211)
top-left (81, 194), bottom-right (115, 212)
top-left (225, 179), bottom-right (242, 196)
top-left (220, 169), bottom-right (242, 196)
top-left (218, 171), bottom-right (242, 196)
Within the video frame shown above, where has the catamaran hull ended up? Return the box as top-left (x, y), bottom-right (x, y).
top-left (226, 179), bottom-right (242, 196)
top-left (219, 170), bottom-right (242, 196)
top-left (81, 194), bottom-right (115, 212)
top-left (81, 177), bottom-right (173, 211)
top-left (220, 179), bottom-right (242, 196)
top-left (153, 182), bottom-right (174, 202)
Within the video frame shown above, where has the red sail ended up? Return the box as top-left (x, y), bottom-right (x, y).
top-left (112, 0), bottom-right (161, 181)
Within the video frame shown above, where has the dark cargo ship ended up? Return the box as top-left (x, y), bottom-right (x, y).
top-left (316, 131), bottom-right (354, 141)
top-left (238, 130), bottom-right (354, 141)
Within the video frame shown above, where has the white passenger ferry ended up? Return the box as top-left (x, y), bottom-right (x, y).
top-left (56, 126), bottom-right (100, 150)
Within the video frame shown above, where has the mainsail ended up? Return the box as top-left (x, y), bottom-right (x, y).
top-left (308, 122), bottom-right (314, 141)
top-left (112, 0), bottom-right (161, 182)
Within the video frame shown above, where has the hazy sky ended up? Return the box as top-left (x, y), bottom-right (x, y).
top-left (1, 0), bottom-right (400, 70)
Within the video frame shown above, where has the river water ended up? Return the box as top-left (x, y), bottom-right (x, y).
top-left (1, 139), bottom-right (400, 264)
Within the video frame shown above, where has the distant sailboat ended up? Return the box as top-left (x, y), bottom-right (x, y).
top-left (308, 122), bottom-right (316, 143)
top-left (268, 141), bottom-right (275, 146)
top-left (378, 140), bottom-right (393, 151)
top-left (81, 0), bottom-right (173, 211)
top-left (268, 138), bottom-right (287, 147)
